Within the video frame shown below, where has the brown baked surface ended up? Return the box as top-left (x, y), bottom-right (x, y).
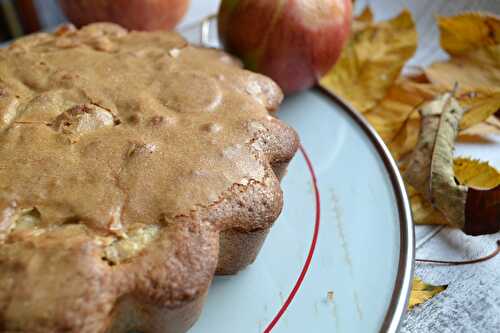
top-left (0, 24), bottom-right (298, 333)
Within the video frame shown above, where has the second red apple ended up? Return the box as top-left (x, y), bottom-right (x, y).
top-left (59, 0), bottom-right (190, 31)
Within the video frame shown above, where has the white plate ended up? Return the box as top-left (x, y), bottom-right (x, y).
top-left (190, 88), bottom-right (414, 333)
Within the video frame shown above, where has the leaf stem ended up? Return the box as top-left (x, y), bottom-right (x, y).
top-left (416, 240), bottom-right (500, 265)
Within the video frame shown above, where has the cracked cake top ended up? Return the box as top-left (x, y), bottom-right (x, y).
top-left (0, 23), bottom-right (294, 239)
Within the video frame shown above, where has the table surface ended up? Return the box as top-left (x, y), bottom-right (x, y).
top-left (181, 1), bottom-right (500, 332)
top-left (26, 0), bottom-right (500, 331)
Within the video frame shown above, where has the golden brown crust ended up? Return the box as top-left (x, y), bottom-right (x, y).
top-left (0, 226), bottom-right (118, 333)
top-left (108, 290), bottom-right (208, 333)
top-left (217, 228), bottom-right (271, 275)
top-left (0, 23), bottom-right (298, 333)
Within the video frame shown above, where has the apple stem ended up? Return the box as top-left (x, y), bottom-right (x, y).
top-left (415, 240), bottom-right (500, 265)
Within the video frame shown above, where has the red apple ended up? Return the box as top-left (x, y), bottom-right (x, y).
top-left (218, 0), bottom-right (352, 94)
top-left (59, 0), bottom-right (190, 31)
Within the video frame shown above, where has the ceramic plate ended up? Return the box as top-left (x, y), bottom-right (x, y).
top-left (190, 88), bottom-right (414, 333)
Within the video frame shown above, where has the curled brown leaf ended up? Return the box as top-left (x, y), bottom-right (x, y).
top-left (403, 93), bottom-right (468, 228)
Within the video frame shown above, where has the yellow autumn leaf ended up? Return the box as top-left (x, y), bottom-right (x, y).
top-left (425, 58), bottom-right (500, 93)
top-left (387, 115), bottom-right (421, 161)
top-left (320, 9), bottom-right (417, 113)
top-left (407, 185), bottom-right (448, 225)
top-left (422, 13), bottom-right (500, 131)
top-left (409, 277), bottom-right (447, 310)
top-left (323, 10), bottom-right (498, 176)
top-left (365, 79), bottom-right (431, 142)
top-left (354, 6), bottom-right (373, 27)
top-left (454, 157), bottom-right (500, 190)
top-left (386, 79), bottom-right (500, 135)
top-left (460, 115), bottom-right (500, 137)
top-left (364, 77), bottom-right (438, 159)
top-left (319, 10), bottom-right (499, 231)
top-left (438, 13), bottom-right (500, 56)
top-left (364, 90), bottom-right (418, 144)
top-left (459, 92), bottom-right (500, 129)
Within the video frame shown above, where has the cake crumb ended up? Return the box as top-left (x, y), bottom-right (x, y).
top-left (169, 48), bottom-right (181, 58)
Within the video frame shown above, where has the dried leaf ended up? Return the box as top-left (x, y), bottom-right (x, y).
top-left (459, 92), bottom-right (500, 129)
top-left (487, 115), bottom-right (500, 129)
top-left (421, 13), bottom-right (500, 135)
top-left (403, 94), bottom-right (500, 234)
top-left (409, 277), bottom-right (447, 310)
top-left (403, 93), bottom-right (468, 228)
top-left (364, 85), bottom-right (421, 143)
top-left (364, 78), bottom-right (439, 159)
top-left (454, 157), bottom-right (500, 189)
top-left (438, 13), bottom-right (500, 56)
top-left (425, 56), bottom-right (500, 93)
top-left (387, 112), bottom-right (421, 161)
top-left (396, 78), bottom-right (500, 133)
top-left (320, 10), bottom-right (500, 232)
top-left (425, 13), bottom-right (500, 96)
top-left (321, 9), bottom-right (417, 113)
top-left (354, 7), bottom-right (373, 28)
top-left (460, 116), bottom-right (500, 137)
top-left (407, 185), bottom-right (448, 225)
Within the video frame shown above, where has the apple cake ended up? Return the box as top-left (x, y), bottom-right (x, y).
top-left (0, 23), bottom-right (298, 333)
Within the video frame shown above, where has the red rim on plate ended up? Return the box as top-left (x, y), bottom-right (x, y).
top-left (263, 145), bottom-right (321, 333)
top-left (262, 88), bottom-right (414, 333)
